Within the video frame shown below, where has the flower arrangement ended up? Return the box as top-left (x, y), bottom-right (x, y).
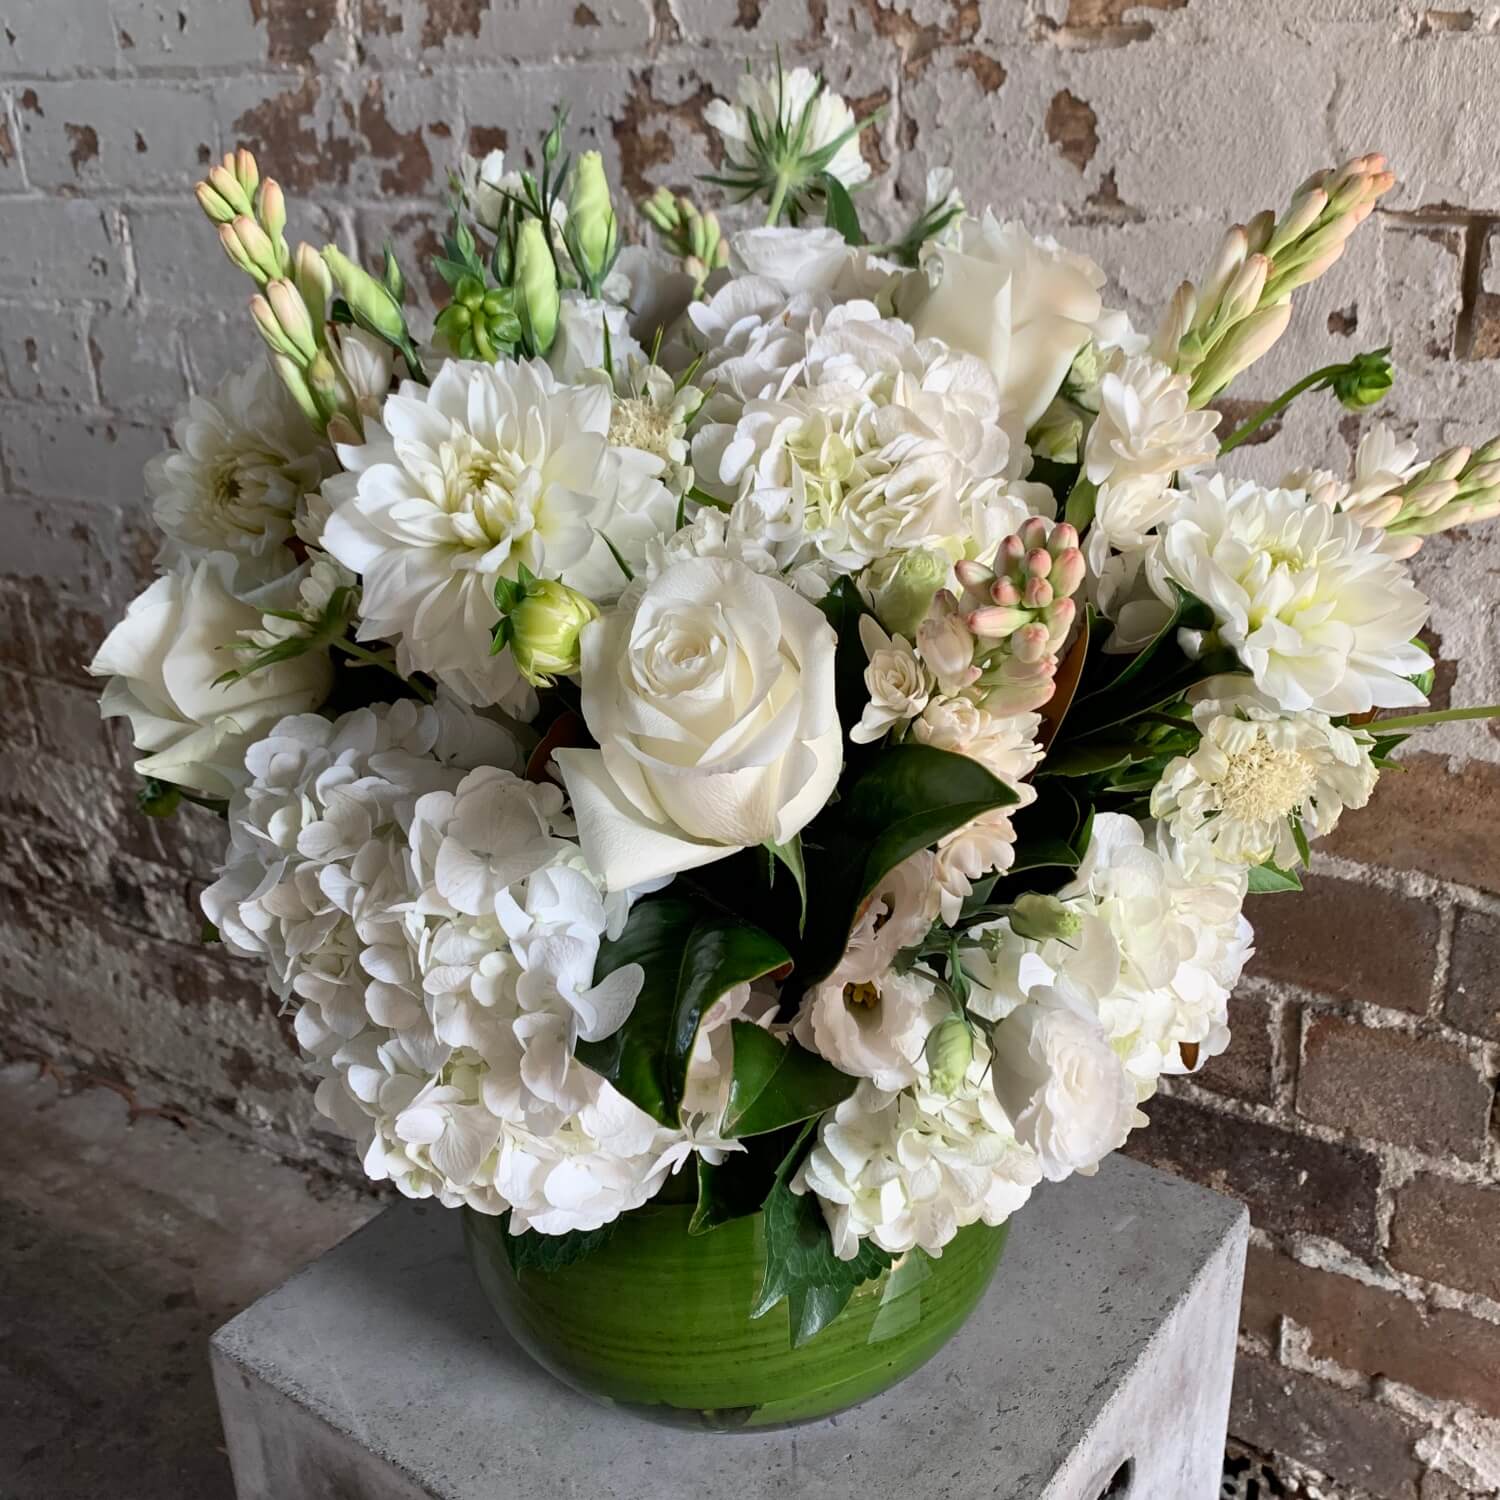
top-left (93, 68), bottom-right (1499, 1348)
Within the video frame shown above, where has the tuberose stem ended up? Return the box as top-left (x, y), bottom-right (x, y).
top-left (1217, 364), bottom-right (1346, 454)
top-left (1366, 704), bottom-right (1500, 732)
top-left (333, 637), bottom-right (436, 702)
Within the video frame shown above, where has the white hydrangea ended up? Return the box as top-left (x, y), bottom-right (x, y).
top-left (148, 359), bottom-right (334, 574)
top-left (320, 358), bottom-right (677, 711)
top-left (1148, 475), bottom-right (1430, 714)
top-left (793, 1052), bottom-right (1042, 1260)
top-left (1151, 696), bottom-right (1378, 868)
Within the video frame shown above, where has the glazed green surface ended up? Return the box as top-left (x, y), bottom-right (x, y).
top-left (464, 1203), bottom-right (1008, 1430)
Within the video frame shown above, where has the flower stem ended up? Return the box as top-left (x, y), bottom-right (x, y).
top-left (1217, 364), bottom-right (1346, 455)
top-left (333, 637), bottom-right (436, 702)
top-left (1364, 704), bottom-right (1500, 732)
top-left (764, 170), bottom-right (793, 227)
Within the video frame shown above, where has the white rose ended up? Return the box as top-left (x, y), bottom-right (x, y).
top-left (899, 211), bottom-right (1104, 428)
top-left (988, 982), bottom-right (1138, 1181)
top-left (556, 557), bottom-right (841, 889)
top-left (90, 553), bottom-right (332, 797)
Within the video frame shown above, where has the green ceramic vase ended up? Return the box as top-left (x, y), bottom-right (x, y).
top-left (464, 1201), bottom-right (1009, 1430)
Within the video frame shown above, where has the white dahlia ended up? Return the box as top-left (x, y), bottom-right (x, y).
top-left (1151, 698), bottom-right (1378, 868)
top-left (321, 358), bottom-right (677, 710)
top-left (148, 359), bottom-right (334, 572)
top-left (1148, 475), bottom-right (1431, 714)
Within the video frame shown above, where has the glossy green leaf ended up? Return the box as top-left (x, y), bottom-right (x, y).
top-left (688, 1128), bottom-right (799, 1236)
top-left (816, 575), bottom-right (879, 738)
top-left (576, 899), bottom-right (791, 1125)
top-left (751, 1123), bottom-right (893, 1347)
top-left (1036, 739), bottom-right (1139, 779)
top-left (764, 834), bottom-right (808, 934)
top-left (1247, 859), bottom-right (1303, 894)
top-left (797, 745), bottom-right (1018, 986)
top-left (722, 1022), bottom-right (857, 1139)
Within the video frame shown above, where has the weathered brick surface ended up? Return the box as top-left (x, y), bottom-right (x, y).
top-left (1298, 1016), bottom-right (1492, 1160)
top-left (1245, 875), bottom-right (1441, 1014)
top-left (1389, 1175), bottom-right (1500, 1303)
top-left (1245, 1246), bottom-right (1500, 1423)
top-left (2, 6), bottom-right (1499, 1498)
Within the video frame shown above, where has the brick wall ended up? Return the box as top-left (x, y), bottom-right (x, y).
top-left (1, 3), bottom-right (1497, 1494)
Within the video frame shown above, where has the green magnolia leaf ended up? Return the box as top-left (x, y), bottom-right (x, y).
top-left (752, 1123), bottom-right (893, 1347)
top-left (722, 1021), bottom-right (856, 1139)
top-left (764, 834), bottom-right (808, 934)
top-left (1036, 739), bottom-right (1139, 779)
top-left (1008, 836), bottom-right (1083, 876)
top-left (822, 173), bottom-right (865, 246)
top-left (1291, 818), bottom-right (1312, 868)
top-left (1247, 859), bottom-right (1303, 894)
top-left (797, 745), bottom-right (1018, 986)
top-left (575, 898), bottom-right (791, 1125)
top-left (689, 1129), bottom-right (799, 1236)
top-left (500, 1215), bottom-right (616, 1274)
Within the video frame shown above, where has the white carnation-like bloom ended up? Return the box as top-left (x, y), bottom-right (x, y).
top-left (321, 358), bottom-right (677, 710)
top-left (90, 552), bottom-right (333, 797)
top-left (704, 68), bottom-right (871, 208)
top-left (148, 359), bottom-right (333, 572)
top-left (795, 965), bottom-right (949, 1092)
top-left (1151, 697), bottom-right (1378, 868)
top-left (1284, 421), bottom-right (1421, 515)
top-left (899, 212), bottom-right (1105, 427)
top-left (852, 615), bottom-right (930, 744)
top-left (1148, 475), bottom-right (1431, 714)
top-left (556, 557), bottom-right (842, 889)
top-left (547, 293), bottom-right (642, 384)
top-left (988, 982), bottom-right (1140, 1181)
top-left (794, 1055), bottom-right (1042, 1259)
top-left (1083, 354), bottom-right (1220, 490)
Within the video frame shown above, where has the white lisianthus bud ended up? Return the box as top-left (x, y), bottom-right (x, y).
top-left (924, 1016), bottom-right (974, 1097)
top-left (1009, 892), bottom-right (1082, 943)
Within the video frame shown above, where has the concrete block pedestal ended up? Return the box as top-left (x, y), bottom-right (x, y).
top-left (211, 1155), bottom-right (1247, 1500)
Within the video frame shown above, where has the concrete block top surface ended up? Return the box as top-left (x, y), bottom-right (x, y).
top-left (212, 1155), bottom-right (1247, 1500)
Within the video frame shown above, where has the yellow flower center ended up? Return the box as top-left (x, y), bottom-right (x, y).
top-left (1217, 738), bottom-right (1318, 824)
top-left (843, 980), bottom-right (881, 1009)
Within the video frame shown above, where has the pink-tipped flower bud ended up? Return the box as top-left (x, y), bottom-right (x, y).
top-left (1022, 576), bottom-right (1053, 610)
top-left (1025, 548), bottom-right (1051, 579)
top-left (990, 576), bottom-right (1021, 608)
top-left (1011, 622), bottom-right (1052, 665)
top-left (999, 534), bottom-right (1026, 569)
top-left (954, 559), bottom-right (994, 592)
top-left (1050, 548), bottom-right (1086, 598)
top-left (1047, 522), bottom-right (1079, 557)
top-left (1018, 516), bottom-right (1051, 552)
top-left (1043, 596), bottom-right (1077, 647)
top-left (967, 605), bottom-right (1031, 640)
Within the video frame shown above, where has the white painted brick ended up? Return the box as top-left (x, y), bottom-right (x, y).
top-left (14, 78), bottom-right (220, 191)
top-left (112, 0), bottom-right (345, 70)
top-left (0, 199), bottom-right (125, 300)
top-left (0, 402), bottom-right (165, 505)
top-left (0, 9), bottom-right (121, 75)
top-left (0, 306), bottom-right (96, 405)
top-left (355, 0), bottom-right (655, 66)
top-left (86, 307), bottom-right (189, 412)
top-left (0, 492), bottom-right (128, 598)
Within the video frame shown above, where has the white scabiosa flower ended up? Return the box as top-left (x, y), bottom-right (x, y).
top-left (1082, 354), bottom-right (1220, 490)
top-left (1148, 475), bottom-right (1431, 714)
top-left (1151, 698), bottom-right (1378, 868)
top-left (704, 67), bottom-right (871, 214)
top-left (148, 359), bottom-right (334, 572)
top-left (793, 1057), bottom-right (1042, 1259)
top-left (320, 358), bottom-right (677, 710)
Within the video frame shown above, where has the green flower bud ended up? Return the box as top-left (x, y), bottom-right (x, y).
top-left (1328, 346), bottom-right (1393, 410)
top-left (493, 575), bottom-right (599, 685)
top-left (1030, 397), bottom-right (1084, 464)
top-left (568, 151), bottom-right (618, 287)
top-left (292, 242), bottom-right (332, 334)
top-left (1009, 892), bottom-right (1083, 944)
top-left (924, 1017), bottom-right (973, 1097)
top-left (322, 243), bottom-right (409, 348)
top-left (270, 352), bottom-right (323, 425)
top-left (515, 217), bottom-right (560, 356)
top-left (257, 179), bottom-right (288, 255)
top-left (220, 215), bottom-right (281, 285)
top-left (863, 547), bottom-right (947, 640)
top-left (640, 185), bottom-right (681, 234)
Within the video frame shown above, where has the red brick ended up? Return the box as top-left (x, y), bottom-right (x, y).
top-left (1322, 753), bottom-right (1500, 894)
top-left (1389, 1175), bottom-right (1500, 1301)
top-left (1246, 874), bottom-right (1440, 1014)
top-left (1245, 1246), bottom-right (1500, 1420)
top-left (1446, 906), bottom-right (1500, 1041)
top-left (1124, 1092), bottom-right (1382, 1251)
top-left (1298, 1017), bottom-right (1491, 1160)
top-left (1231, 1352), bottom-right (1423, 1500)
top-left (1197, 991), bottom-right (1289, 1104)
